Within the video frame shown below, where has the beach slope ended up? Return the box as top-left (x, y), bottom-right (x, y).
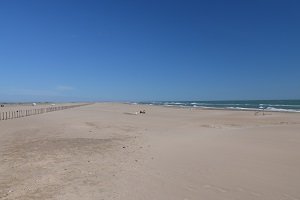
top-left (1, 103), bottom-right (300, 200)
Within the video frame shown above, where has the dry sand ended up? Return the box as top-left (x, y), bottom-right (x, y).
top-left (0, 103), bottom-right (300, 200)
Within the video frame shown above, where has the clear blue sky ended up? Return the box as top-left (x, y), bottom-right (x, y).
top-left (0, 0), bottom-right (299, 102)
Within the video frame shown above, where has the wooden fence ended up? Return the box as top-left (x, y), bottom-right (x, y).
top-left (0, 104), bottom-right (91, 121)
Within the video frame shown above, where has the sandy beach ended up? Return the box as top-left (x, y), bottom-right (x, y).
top-left (1, 103), bottom-right (300, 200)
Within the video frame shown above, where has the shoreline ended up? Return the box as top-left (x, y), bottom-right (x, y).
top-left (1, 100), bottom-right (300, 113)
top-left (126, 102), bottom-right (300, 114)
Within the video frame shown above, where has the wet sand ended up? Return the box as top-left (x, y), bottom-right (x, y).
top-left (1, 103), bottom-right (300, 199)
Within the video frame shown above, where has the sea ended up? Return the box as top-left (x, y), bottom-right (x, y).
top-left (133, 100), bottom-right (300, 113)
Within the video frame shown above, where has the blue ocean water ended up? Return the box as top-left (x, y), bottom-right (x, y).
top-left (134, 100), bottom-right (300, 113)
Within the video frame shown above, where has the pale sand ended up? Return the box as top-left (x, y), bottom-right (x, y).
top-left (0, 103), bottom-right (300, 200)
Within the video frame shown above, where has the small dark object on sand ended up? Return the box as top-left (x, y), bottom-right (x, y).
top-left (0, 105), bottom-right (4, 107)
top-left (140, 110), bottom-right (146, 114)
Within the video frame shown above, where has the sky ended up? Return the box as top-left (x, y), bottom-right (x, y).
top-left (0, 0), bottom-right (299, 102)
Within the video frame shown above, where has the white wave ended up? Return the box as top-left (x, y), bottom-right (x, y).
top-left (179, 105), bottom-right (189, 107)
top-left (266, 104), bottom-right (300, 107)
top-left (137, 102), bottom-right (300, 113)
top-left (227, 106), bottom-right (300, 113)
top-left (227, 107), bottom-right (255, 110)
top-left (265, 107), bottom-right (300, 112)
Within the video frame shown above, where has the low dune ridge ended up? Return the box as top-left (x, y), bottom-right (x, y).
top-left (0, 103), bottom-right (300, 200)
